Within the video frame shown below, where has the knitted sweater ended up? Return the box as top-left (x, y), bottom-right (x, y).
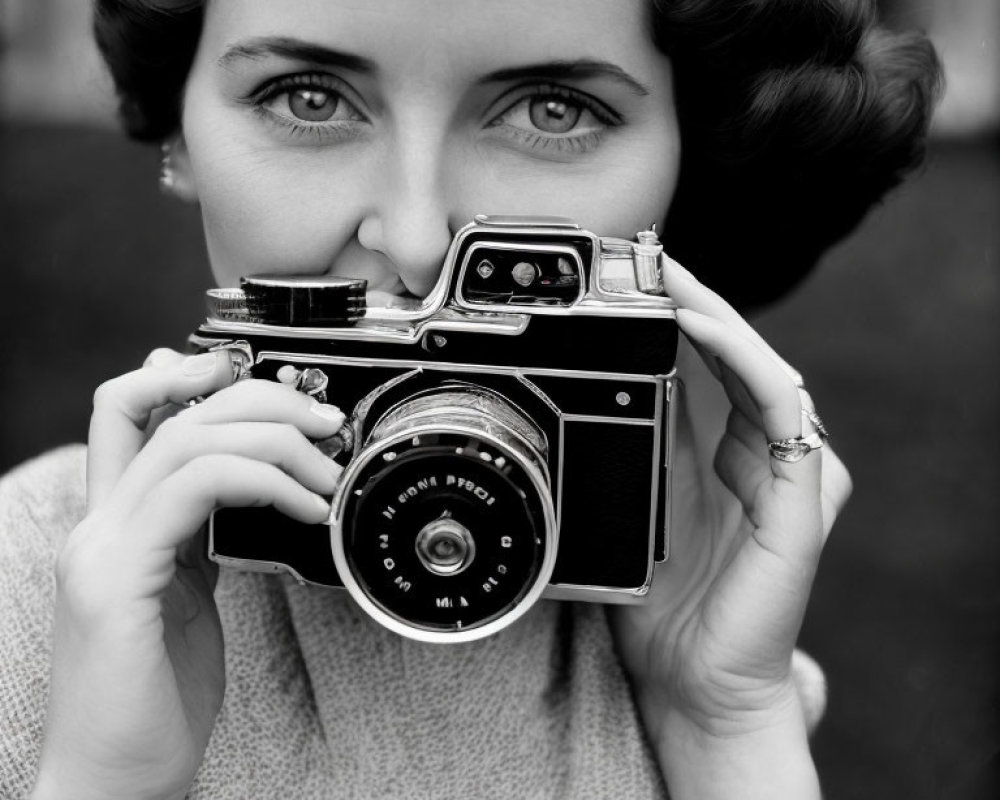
top-left (0, 445), bottom-right (667, 799)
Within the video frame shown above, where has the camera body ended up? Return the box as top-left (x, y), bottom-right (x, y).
top-left (190, 215), bottom-right (679, 642)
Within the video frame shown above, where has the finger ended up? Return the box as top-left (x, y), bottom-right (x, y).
top-left (713, 423), bottom-right (770, 527)
top-left (132, 455), bottom-right (332, 555)
top-left (675, 309), bottom-right (801, 441)
top-left (276, 364), bottom-right (300, 386)
top-left (142, 347), bottom-right (185, 370)
top-left (662, 256), bottom-right (801, 385)
top-left (714, 408), bottom-right (822, 536)
top-left (720, 407), bottom-right (825, 580)
top-left (819, 444), bottom-right (852, 538)
top-left (179, 379), bottom-right (345, 438)
top-left (720, 406), bottom-right (769, 474)
top-left (677, 308), bottom-right (823, 495)
top-left (115, 421), bottom-right (342, 505)
top-left (718, 360), bottom-right (765, 431)
top-left (88, 350), bottom-right (235, 509)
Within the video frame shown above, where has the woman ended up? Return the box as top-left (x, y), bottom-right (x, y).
top-left (1, 0), bottom-right (940, 798)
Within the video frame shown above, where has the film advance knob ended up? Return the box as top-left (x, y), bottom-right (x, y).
top-left (240, 275), bottom-right (367, 326)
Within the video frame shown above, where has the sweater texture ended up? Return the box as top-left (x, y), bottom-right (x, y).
top-left (0, 445), bottom-right (667, 799)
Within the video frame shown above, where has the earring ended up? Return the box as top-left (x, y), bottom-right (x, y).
top-left (159, 142), bottom-right (178, 193)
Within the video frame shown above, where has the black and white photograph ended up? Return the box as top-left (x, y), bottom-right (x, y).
top-left (1, 1), bottom-right (995, 797)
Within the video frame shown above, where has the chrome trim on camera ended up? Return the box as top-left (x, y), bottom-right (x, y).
top-left (454, 240), bottom-right (587, 313)
top-left (208, 552), bottom-right (314, 585)
top-left (561, 413), bottom-right (655, 426)
top-left (199, 217), bottom-right (675, 342)
top-left (199, 217), bottom-right (680, 640)
top-left (255, 351), bottom-right (666, 388)
top-left (474, 213), bottom-right (580, 229)
top-left (650, 379), bottom-right (666, 566)
top-left (543, 582), bottom-right (650, 604)
top-left (660, 376), bottom-right (679, 562)
top-left (199, 308), bottom-right (532, 344)
top-left (328, 419), bottom-right (558, 644)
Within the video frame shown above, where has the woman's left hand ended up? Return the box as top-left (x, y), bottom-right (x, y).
top-left (608, 257), bottom-right (851, 796)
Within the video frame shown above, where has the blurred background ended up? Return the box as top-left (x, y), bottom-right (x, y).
top-left (1, 1), bottom-right (997, 797)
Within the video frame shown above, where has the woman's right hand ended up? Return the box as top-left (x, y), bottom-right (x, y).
top-left (32, 348), bottom-right (346, 800)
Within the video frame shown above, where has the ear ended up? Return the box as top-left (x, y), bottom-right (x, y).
top-left (160, 133), bottom-right (199, 203)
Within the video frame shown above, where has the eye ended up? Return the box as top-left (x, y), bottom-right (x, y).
top-left (264, 85), bottom-right (364, 125)
top-left (249, 73), bottom-right (367, 129)
top-left (285, 88), bottom-right (341, 122)
top-left (528, 97), bottom-right (581, 134)
top-left (489, 85), bottom-right (620, 139)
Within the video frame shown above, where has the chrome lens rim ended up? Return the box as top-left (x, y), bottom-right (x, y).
top-left (330, 422), bottom-right (557, 643)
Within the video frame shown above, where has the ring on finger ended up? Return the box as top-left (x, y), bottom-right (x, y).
top-left (768, 432), bottom-right (825, 463)
top-left (768, 377), bottom-right (829, 462)
top-left (801, 407), bottom-right (830, 439)
top-left (795, 384), bottom-right (830, 441)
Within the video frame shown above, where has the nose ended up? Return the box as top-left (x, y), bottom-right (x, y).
top-left (356, 142), bottom-right (457, 298)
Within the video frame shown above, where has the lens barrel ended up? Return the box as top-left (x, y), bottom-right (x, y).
top-left (330, 388), bottom-right (556, 643)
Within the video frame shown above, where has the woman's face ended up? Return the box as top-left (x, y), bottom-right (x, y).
top-left (180, 0), bottom-right (680, 303)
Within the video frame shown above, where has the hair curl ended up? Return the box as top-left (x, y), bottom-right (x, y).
top-left (93, 0), bottom-right (942, 307)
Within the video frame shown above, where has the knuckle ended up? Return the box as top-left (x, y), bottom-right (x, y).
top-left (55, 517), bottom-right (116, 611)
top-left (143, 347), bottom-right (179, 369)
top-left (91, 377), bottom-right (125, 411)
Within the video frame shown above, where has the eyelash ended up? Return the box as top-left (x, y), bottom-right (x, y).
top-left (487, 83), bottom-right (623, 154)
top-left (243, 74), bottom-right (622, 153)
top-left (244, 73), bottom-right (367, 142)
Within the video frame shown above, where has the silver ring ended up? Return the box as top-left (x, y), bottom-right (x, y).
top-left (208, 340), bottom-right (254, 383)
top-left (295, 367), bottom-right (330, 405)
top-left (795, 383), bottom-right (830, 441)
top-left (769, 371), bottom-right (829, 462)
top-left (801, 408), bottom-right (830, 440)
top-left (768, 433), bottom-right (825, 463)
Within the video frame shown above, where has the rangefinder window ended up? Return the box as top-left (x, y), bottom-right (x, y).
top-left (458, 243), bottom-right (584, 307)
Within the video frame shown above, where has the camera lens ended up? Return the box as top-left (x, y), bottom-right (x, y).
top-left (415, 517), bottom-right (476, 576)
top-left (330, 387), bottom-right (556, 643)
top-left (511, 261), bottom-right (539, 287)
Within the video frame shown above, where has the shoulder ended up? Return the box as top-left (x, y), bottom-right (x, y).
top-left (0, 445), bottom-right (87, 798)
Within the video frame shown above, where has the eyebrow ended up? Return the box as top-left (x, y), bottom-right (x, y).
top-left (480, 60), bottom-right (651, 97)
top-left (217, 38), bottom-right (649, 98)
top-left (218, 36), bottom-right (378, 75)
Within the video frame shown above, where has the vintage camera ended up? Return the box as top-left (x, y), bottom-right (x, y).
top-left (190, 215), bottom-right (679, 642)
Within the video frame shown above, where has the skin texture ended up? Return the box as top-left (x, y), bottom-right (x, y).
top-left (178, 0), bottom-right (679, 296)
top-left (33, 2), bottom-right (851, 798)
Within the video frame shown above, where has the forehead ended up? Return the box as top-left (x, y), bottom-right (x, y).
top-left (201, 0), bottom-right (656, 77)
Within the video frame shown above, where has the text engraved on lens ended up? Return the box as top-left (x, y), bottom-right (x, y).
top-left (396, 475), bottom-right (440, 504)
top-left (445, 474), bottom-right (497, 506)
top-left (435, 596), bottom-right (471, 608)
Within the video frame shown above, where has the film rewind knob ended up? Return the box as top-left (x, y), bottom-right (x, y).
top-left (240, 275), bottom-right (367, 327)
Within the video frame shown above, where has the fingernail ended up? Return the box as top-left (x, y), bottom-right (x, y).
top-left (310, 401), bottom-right (345, 426)
top-left (277, 365), bottom-right (300, 385)
top-left (182, 352), bottom-right (218, 376)
top-left (312, 494), bottom-right (332, 518)
top-left (322, 454), bottom-right (343, 481)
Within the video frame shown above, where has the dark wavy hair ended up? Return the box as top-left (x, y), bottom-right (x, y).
top-left (93, 0), bottom-right (941, 307)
